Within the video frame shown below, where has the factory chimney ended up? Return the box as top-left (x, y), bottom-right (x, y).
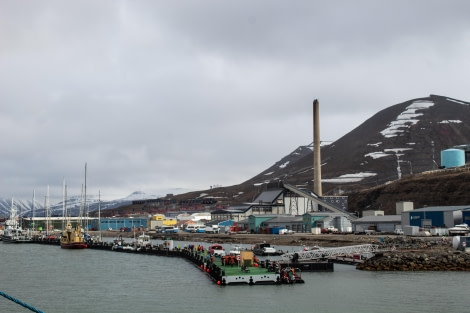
top-left (313, 99), bottom-right (322, 196)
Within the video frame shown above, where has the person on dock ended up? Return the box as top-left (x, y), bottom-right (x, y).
top-left (292, 252), bottom-right (299, 264)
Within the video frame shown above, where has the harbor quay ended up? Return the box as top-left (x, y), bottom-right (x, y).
top-left (29, 233), bottom-right (466, 277)
top-left (30, 237), bottom-right (312, 285)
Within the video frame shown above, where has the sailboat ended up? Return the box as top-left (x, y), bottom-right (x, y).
top-left (2, 199), bottom-right (33, 243)
top-left (60, 166), bottom-right (88, 249)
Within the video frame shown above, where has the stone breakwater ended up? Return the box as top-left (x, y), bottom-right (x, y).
top-left (357, 250), bottom-right (470, 271)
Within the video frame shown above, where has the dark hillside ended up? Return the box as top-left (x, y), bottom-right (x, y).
top-left (347, 168), bottom-right (470, 214)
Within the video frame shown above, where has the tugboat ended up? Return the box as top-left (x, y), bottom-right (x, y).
top-left (60, 219), bottom-right (88, 249)
top-left (280, 267), bottom-right (304, 284)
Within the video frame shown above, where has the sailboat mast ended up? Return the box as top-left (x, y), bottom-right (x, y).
top-left (62, 179), bottom-right (66, 231)
top-left (98, 190), bottom-right (102, 242)
top-left (45, 185), bottom-right (50, 235)
top-left (32, 190), bottom-right (35, 232)
top-left (84, 162), bottom-right (88, 231)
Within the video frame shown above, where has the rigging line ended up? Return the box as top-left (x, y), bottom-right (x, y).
top-left (0, 291), bottom-right (45, 313)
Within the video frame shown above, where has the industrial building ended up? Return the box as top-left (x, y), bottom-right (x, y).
top-left (351, 215), bottom-right (402, 233)
top-left (402, 205), bottom-right (470, 229)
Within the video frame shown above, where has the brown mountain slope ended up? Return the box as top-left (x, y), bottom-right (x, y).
top-left (347, 167), bottom-right (470, 215)
top-left (246, 95), bottom-right (470, 194)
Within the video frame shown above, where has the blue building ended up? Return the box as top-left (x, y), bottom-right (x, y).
top-left (92, 217), bottom-right (149, 231)
top-left (402, 205), bottom-right (470, 229)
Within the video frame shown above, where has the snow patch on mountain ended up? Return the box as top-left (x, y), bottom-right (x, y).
top-left (439, 120), bottom-right (462, 124)
top-left (446, 98), bottom-right (469, 105)
top-left (322, 172), bottom-right (378, 183)
top-left (380, 100), bottom-right (434, 138)
top-left (365, 151), bottom-right (391, 159)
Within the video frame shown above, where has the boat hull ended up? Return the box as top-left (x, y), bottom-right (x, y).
top-left (1, 236), bottom-right (33, 243)
top-left (60, 242), bottom-right (88, 249)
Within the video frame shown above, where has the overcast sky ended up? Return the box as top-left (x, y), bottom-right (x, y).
top-left (2, 0), bottom-right (470, 202)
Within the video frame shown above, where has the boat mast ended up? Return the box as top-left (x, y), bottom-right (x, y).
top-left (32, 190), bottom-right (35, 232)
top-left (45, 185), bottom-right (50, 235)
top-left (79, 184), bottom-right (84, 222)
top-left (62, 179), bottom-right (66, 231)
top-left (98, 190), bottom-right (102, 242)
top-left (84, 162), bottom-right (88, 232)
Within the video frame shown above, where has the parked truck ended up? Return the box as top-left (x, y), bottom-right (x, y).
top-left (322, 226), bottom-right (338, 234)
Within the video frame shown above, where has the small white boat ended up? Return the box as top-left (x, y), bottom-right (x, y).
top-left (136, 233), bottom-right (152, 248)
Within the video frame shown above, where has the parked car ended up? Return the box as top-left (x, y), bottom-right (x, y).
top-left (394, 229), bottom-right (404, 235)
top-left (204, 226), bottom-right (220, 234)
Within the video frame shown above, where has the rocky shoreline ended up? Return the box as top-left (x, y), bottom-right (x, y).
top-left (357, 250), bottom-right (470, 271)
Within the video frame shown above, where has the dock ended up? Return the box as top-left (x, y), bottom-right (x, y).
top-left (30, 237), bottom-right (309, 285)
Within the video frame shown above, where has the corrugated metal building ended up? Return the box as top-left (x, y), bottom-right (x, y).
top-left (249, 215), bottom-right (304, 233)
top-left (402, 205), bottom-right (470, 229)
top-left (98, 217), bottom-right (149, 231)
top-left (302, 212), bottom-right (353, 233)
top-left (463, 209), bottom-right (470, 226)
top-left (351, 215), bottom-right (401, 233)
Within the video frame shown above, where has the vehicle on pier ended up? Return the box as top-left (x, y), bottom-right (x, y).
top-left (228, 245), bottom-right (242, 256)
top-left (252, 242), bottom-right (280, 256)
top-left (448, 224), bottom-right (470, 236)
top-left (209, 244), bottom-right (226, 257)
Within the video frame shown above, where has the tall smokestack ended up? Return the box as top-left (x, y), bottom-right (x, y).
top-left (313, 99), bottom-right (322, 196)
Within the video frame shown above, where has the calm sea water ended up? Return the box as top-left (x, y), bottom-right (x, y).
top-left (1, 239), bottom-right (470, 313)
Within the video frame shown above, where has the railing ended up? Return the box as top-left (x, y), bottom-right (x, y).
top-left (281, 244), bottom-right (393, 262)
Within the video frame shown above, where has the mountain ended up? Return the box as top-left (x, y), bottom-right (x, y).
top-left (170, 94), bottom-right (470, 209)
top-left (0, 191), bottom-right (157, 218)
top-left (2, 95), bottom-right (470, 217)
top-left (247, 94), bottom-right (470, 192)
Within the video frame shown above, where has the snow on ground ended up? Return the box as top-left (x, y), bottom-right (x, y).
top-left (322, 172), bottom-right (377, 183)
top-left (439, 120), bottom-right (462, 124)
top-left (365, 151), bottom-right (391, 159)
top-left (380, 100), bottom-right (434, 138)
top-left (279, 161), bottom-right (290, 169)
top-left (446, 98), bottom-right (469, 105)
top-left (384, 148), bottom-right (413, 154)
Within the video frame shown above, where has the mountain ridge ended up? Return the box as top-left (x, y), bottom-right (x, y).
top-left (2, 94), bottom-right (470, 217)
